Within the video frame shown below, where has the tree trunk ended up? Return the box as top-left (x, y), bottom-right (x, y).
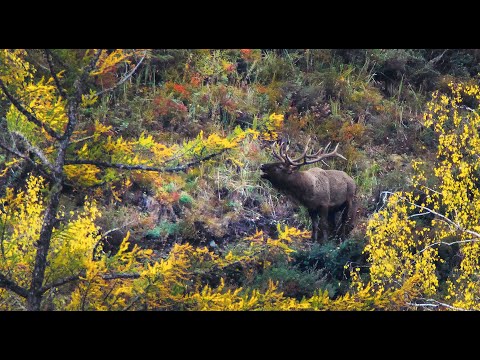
top-left (26, 181), bottom-right (63, 311)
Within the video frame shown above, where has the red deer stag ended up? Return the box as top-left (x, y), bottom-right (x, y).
top-left (260, 138), bottom-right (356, 243)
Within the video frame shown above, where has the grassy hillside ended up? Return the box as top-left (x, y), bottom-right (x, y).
top-left (1, 49), bottom-right (480, 310)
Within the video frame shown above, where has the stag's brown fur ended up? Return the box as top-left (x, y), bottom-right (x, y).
top-left (261, 161), bottom-right (356, 243)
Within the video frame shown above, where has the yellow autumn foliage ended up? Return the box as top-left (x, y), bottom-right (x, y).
top-left (89, 49), bottom-right (132, 76)
top-left (0, 175), bottom-right (102, 309)
top-left (361, 82), bottom-right (480, 310)
top-left (6, 76), bottom-right (67, 145)
top-left (0, 172), bottom-right (431, 311)
top-left (0, 49), bottom-right (34, 85)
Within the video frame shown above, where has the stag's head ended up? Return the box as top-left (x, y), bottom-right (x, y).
top-left (260, 138), bottom-right (347, 181)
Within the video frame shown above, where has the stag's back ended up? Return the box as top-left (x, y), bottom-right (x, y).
top-left (323, 169), bottom-right (356, 206)
top-left (297, 168), bottom-right (355, 209)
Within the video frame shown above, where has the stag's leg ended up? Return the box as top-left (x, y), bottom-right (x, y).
top-left (328, 210), bottom-right (337, 235)
top-left (340, 199), bottom-right (353, 241)
top-left (319, 207), bottom-right (329, 243)
top-left (308, 209), bottom-right (319, 242)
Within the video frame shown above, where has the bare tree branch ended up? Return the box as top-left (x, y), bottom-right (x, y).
top-left (69, 135), bottom-right (95, 145)
top-left (418, 238), bottom-right (480, 254)
top-left (95, 51), bottom-right (147, 97)
top-left (40, 274), bottom-right (79, 294)
top-left (0, 272), bottom-right (28, 298)
top-left (123, 294), bottom-right (144, 311)
top-left (40, 271), bottom-right (140, 294)
top-left (11, 132), bottom-right (55, 173)
top-left (64, 149), bottom-right (227, 173)
top-left (0, 140), bottom-right (31, 162)
top-left (44, 49), bottom-right (67, 99)
top-left (407, 298), bottom-right (467, 311)
top-left (380, 191), bottom-right (480, 239)
top-left (0, 79), bottom-right (61, 140)
top-left (408, 211), bottom-right (430, 219)
top-left (0, 140), bottom-right (55, 182)
top-left (428, 49), bottom-right (448, 67)
top-left (47, 50), bottom-right (69, 71)
top-left (102, 273), bottom-right (140, 280)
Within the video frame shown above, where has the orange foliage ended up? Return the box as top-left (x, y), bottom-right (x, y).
top-left (240, 49), bottom-right (253, 61)
top-left (153, 95), bottom-right (188, 117)
top-left (339, 123), bottom-right (366, 142)
top-left (190, 73), bottom-right (202, 87)
top-left (173, 84), bottom-right (190, 98)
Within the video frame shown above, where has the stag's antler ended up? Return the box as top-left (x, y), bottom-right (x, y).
top-left (271, 137), bottom-right (288, 162)
top-left (273, 138), bottom-right (347, 167)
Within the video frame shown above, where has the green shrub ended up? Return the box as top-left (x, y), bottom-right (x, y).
top-left (145, 220), bottom-right (179, 239)
top-left (292, 237), bottom-right (367, 297)
top-left (252, 263), bottom-right (327, 300)
top-left (163, 182), bottom-right (176, 193)
top-left (179, 192), bottom-right (194, 206)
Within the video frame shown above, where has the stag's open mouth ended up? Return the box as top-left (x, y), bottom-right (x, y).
top-left (260, 165), bottom-right (267, 178)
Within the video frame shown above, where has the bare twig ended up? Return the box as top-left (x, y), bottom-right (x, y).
top-left (408, 211), bottom-right (430, 219)
top-left (123, 294), bottom-right (144, 311)
top-left (102, 227), bottom-right (123, 237)
top-left (459, 105), bottom-right (475, 112)
top-left (40, 274), bottom-right (80, 294)
top-left (376, 190), bottom-right (391, 212)
top-left (69, 135), bottom-right (95, 145)
top-left (419, 185), bottom-right (442, 196)
top-left (102, 273), bottom-right (140, 280)
top-left (0, 140), bottom-right (55, 181)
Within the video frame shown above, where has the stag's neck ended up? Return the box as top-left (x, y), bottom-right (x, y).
top-left (270, 171), bottom-right (311, 194)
